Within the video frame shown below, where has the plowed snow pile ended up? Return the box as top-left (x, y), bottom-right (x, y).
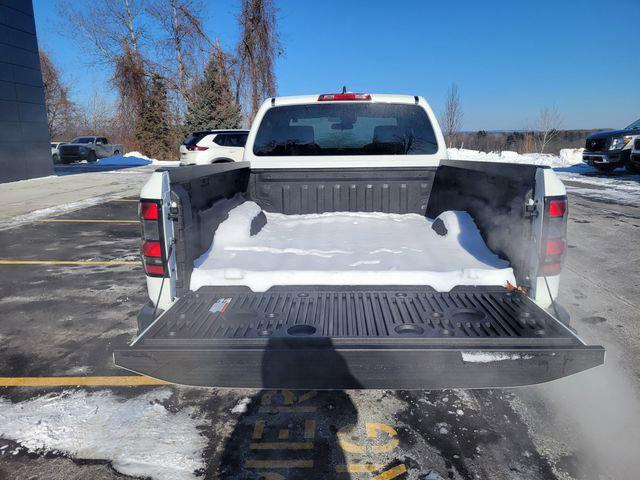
top-left (191, 202), bottom-right (515, 291)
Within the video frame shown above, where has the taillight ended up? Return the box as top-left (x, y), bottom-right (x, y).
top-left (142, 240), bottom-right (162, 257)
top-left (139, 202), bottom-right (158, 220)
top-left (139, 200), bottom-right (165, 277)
top-left (548, 198), bottom-right (567, 218)
top-left (186, 145), bottom-right (209, 151)
top-left (318, 93), bottom-right (372, 101)
top-left (545, 239), bottom-right (565, 256)
top-left (540, 195), bottom-right (568, 276)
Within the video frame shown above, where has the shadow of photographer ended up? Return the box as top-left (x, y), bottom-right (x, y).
top-left (217, 336), bottom-right (361, 479)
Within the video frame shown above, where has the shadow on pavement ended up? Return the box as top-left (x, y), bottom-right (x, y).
top-left (218, 337), bottom-right (361, 479)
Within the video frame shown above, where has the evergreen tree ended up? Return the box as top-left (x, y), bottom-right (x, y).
top-left (184, 55), bottom-right (242, 133)
top-left (135, 74), bottom-right (173, 160)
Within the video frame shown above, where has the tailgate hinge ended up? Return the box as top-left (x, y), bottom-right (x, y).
top-left (524, 200), bottom-right (539, 219)
top-left (168, 201), bottom-right (179, 221)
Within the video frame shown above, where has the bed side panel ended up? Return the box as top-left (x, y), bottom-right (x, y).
top-left (426, 160), bottom-right (541, 288)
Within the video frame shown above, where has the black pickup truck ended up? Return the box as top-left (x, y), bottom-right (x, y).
top-left (582, 117), bottom-right (640, 173)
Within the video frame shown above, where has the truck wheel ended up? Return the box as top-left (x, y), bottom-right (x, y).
top-left (595, 164), bottom-right (615, 173)
top-left (52, 154), bottom-right (59, 164)
top-left (87, 151), bottom-right (97, 163)
top-left (625, 162), bottom-right (639, 174)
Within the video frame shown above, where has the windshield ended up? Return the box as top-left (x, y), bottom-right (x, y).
top-left (71, 137), bottom-right (94, 144)
top-left (625, 118), bottom-right (640, 130)
top-left (253, 103), bottom-right (438, 156)
top-left (183, 131), bottom-right (211, 146)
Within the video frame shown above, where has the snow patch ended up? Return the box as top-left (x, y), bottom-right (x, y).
top-left (461, 352), bottom-right (534, 363)
top-left (231, 397), bottom-right (252, 414)
top-left (191, 202), bottom-right (515, 292)
top-left (0, 388), bottom-right (206, 480)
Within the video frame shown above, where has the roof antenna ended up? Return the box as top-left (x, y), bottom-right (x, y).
top-left (341, 85), bottom-right (347, 94)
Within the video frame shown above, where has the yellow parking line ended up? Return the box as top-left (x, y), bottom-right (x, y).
top-left (336, 464), bottom-right (384, 473)
top-left (372, 464), bottom-right (407, 480)
top-left (0, 376), bottom-right (167, 387)
top-left (250, 442), bottom-right (314, 450)
top-left (245, 460), bottom-right (313, 469)
top-left (40, 219), bottom-right (139, 223)
top-left (0, 260), bottom-right (140, 265)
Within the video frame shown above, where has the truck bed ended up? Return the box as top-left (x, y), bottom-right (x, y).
top-left (114, 285), bottom-right (604, 389)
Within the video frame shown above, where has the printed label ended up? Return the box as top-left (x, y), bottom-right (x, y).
top-left (209, 297), bottom-right (232, 314)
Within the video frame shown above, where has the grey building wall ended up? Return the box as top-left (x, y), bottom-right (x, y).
top-left (0, 0), bottom-right (52, 183)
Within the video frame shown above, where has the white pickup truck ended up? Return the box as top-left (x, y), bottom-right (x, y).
top-left (115, 92), bottom-right (604, 389)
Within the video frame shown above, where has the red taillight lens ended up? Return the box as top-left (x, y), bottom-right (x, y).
top-left (546, 239), bottom-right (565, 256)
top-left (186, 145), bottom-right (209, 151)
top-left (142, 240), bottom-right (162, 257)
top-left (145, 264), bottom-right (165, 275)
top-left (318, 93), bottom-right (372, 101)
top-left (548, 198), bottom-right (567, 218)
top-left (140, 201), bottom-right (159, 220)
top-left (142, 240), bottom-right (165, 276)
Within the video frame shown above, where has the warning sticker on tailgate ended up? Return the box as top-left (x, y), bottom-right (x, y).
top-left (209, 297), bottom-right (232, 314)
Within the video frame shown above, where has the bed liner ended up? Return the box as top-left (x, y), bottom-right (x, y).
top-left (114, 285), bottom-right (604, 389)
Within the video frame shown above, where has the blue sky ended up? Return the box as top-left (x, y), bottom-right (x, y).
top-left (33, 0), bottom-right (640, 131)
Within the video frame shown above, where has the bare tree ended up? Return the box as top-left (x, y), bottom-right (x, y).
top-left (147, 0), bottom-right (207, 108)
top-left (39, 50), bottom-right (78, 139)
top-left (441, 83), bottom-right (463, 147)
top-left (59, 0), bottom-right (149, 147)
top-left (80, 90), bottom-right (116, 135)
top-left (236, 0), bottom-right (282, 121)
top-left (535, 106), bottom-right (563, 154)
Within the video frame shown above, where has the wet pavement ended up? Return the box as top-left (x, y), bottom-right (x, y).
top-left (0, 191), bottom-right (639, 480)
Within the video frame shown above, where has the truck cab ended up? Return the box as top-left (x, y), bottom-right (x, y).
top-left (114, 92), bottom-right (604, 389)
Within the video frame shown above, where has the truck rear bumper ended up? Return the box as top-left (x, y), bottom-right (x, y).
top-left (115, 286), bottom-right (605, 389)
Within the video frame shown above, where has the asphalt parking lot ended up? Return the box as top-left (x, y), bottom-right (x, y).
top-left (0, 189), bottom-right (639, 480)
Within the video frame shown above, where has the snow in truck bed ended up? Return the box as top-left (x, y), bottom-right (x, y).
top-left (190, 202), bottom-right (516, 292)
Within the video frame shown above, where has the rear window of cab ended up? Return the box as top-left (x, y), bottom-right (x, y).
top-left (253, 103), bottom-right (438, 156)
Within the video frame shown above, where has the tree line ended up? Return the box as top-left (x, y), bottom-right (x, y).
top-left (41, 0), bottom-right (280, 160)
top-left (440, 83), bottom-right (598, 154)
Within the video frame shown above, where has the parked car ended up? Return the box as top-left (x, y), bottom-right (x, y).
top-left (50, 141), bottom-right (66, 163)
top-left (582, 117), bottom-right (640, 173)
top-left (114, 92), bottom-right (604, 390)
top-left (58, 136), bottom-right (123, 164)
top-left (631, 137), bottom-right (640, 172)
top-left (179, 129), bottom-right (249, 165)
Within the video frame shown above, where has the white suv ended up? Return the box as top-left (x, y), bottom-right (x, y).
top-left (179, 129), bottom-right (249, 165)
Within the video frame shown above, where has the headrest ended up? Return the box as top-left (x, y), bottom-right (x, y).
top-left (373, 125), bottom-right (403, 143)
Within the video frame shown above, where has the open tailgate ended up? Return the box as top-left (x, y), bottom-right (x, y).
top-left (114, 286), bottom-right (604, 389)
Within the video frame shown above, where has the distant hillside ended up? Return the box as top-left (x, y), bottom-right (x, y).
top-left (455, 129), bottom-right (607, 154)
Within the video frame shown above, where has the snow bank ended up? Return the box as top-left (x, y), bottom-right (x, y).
top-left (190, 202), bottom-right (515, 292)
top-left (0, 389), bottom-right (206, 480)
top-left (448, 147), bottom-right (584, 169)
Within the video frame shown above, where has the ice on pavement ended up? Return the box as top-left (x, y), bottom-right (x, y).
top-left (190, 201), bottom-right (515, 292)
top-left (0, 388), bottom-right (206, 480)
